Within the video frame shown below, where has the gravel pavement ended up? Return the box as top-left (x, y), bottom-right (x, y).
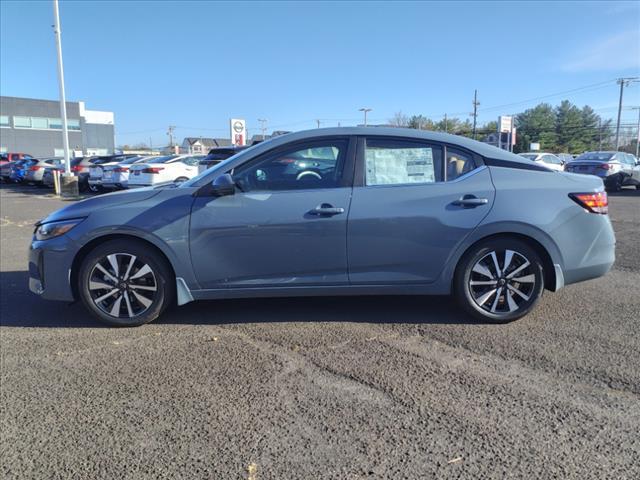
top-left (1, 183), bottom-right (639, 479)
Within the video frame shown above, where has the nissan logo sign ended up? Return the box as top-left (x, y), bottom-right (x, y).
top-left (233, 121), bottom-right (244, 133)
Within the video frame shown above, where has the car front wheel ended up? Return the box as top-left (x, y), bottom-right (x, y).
top-left (78, 240), bottom-right (175, 326)
top-left (454, 238), bottom-right (544, 323)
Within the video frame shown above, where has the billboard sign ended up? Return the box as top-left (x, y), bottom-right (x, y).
top-left (498, 115), bottom-right (513, 133)
top-left (230, 119), bottom-right (246, 146)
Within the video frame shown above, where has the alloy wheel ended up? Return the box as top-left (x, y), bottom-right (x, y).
top-left (468, 249), bottom-right (536, 316)
top-left (88, 253), bottom-right (157, 319)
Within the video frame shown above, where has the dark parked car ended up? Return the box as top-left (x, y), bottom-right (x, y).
top-left (197, 146), bottom-right (248, 174)
top-left (30, 127), bottom-right (615, 327)
top-left (564, 151), bottom-right (640, 191)
top-left (2, 159), bottom-right (36, 183)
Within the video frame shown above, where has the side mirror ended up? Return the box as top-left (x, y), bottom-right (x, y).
top-left (210, 173), bottom-right (236, 196)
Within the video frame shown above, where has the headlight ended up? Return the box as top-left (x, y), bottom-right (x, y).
top-left (34, 219), bottom-right (84, 241)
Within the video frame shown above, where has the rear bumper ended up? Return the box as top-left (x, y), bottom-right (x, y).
top-left (561, 214), bottom-right (615, 286)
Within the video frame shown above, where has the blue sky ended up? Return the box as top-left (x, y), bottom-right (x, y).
top-left (1, 1), bottom-right (639, 146)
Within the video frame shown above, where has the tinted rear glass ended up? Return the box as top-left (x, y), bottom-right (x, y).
top-left (575, 152), bottom-right (614, 161)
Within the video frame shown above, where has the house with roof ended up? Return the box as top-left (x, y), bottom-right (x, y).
top-left (181, 137), bottom-right (231, 154)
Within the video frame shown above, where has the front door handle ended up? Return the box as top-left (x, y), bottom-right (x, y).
top-left (309, 203), bottom-right (345, 216)
top-left (452, 194), bottom-right (488, 208)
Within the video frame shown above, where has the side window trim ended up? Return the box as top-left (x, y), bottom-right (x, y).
top-left (443, 145), bottom-right (482, 181)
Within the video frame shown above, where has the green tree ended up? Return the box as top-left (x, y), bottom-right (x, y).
top-left (515, 103), bottom-right (557, 152)
top-left (555, 100), bottom-right (585, 153)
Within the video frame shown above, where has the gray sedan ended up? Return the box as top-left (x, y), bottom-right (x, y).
top-left (29, 127), bottom-right (615, 326)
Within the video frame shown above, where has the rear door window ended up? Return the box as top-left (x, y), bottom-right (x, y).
top-left (364, 138), bottom-right (443, 186)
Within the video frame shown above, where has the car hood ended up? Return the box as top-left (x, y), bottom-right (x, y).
top-left (38, 188), bottom-right (162, 224)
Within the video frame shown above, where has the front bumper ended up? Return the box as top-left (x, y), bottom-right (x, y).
top-left (28, 235), bottom-right (77, 302)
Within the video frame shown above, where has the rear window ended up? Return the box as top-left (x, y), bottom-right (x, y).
top-left (148, 155), bottom-right (179, 164)
top-left (89, 157), bottom-right (116, 165)
top-left (519, 154), bottom-right (538, 160)
top-left (575, 152), bottom-right (614, 162)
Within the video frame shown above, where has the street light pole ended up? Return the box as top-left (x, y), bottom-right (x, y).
top-left (359, 108), bottom-right (372, 126)
top-left (52, 0), bottom-right (71, 176)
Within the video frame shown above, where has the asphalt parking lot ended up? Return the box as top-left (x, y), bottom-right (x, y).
top-left (1, 183), bottom-right (639, 479)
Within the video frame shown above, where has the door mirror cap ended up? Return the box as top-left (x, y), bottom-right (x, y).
top-left (210, 173), bottom-right (236, 196)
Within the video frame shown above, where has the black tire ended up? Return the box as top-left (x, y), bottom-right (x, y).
top-left (454, 238), bottom-right (545, 323)
top-left (78, 239), bottom-right (175, 327)
top-left (606, 174), bottom-right (622, 192)
top-left (174, 176), bottom-right (189, 184)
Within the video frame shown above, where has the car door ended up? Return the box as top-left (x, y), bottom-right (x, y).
top-left (189, 137), bottom-right (355, 289)
top-left (347, 136), bottom-right (495, 284)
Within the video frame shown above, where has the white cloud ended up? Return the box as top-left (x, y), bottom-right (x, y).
top-left (562, 30), bottom-right (640, 72)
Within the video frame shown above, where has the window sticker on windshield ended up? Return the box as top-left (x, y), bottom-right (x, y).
top-left (366, 147), bottom-right (434, 186)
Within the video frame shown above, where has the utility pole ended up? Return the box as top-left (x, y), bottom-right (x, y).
top-left (444, 113), bottom-right (448, 133)
top-left (52, 0), bottom-right (71, 177)
top-left (471, 89), bottom-right (480, 139)
top-left (615, 77), bottom-right (639, 150)
top-left (359, 108), bottom-right (372, 126)
top-left (316, 119), bottom-right (321, 129)
top-left (598, 118), bottom-right (602, 150)
top-left (167, 125), bottom-right (176, 149)
top-left (149, 137), bottom-right (153, 151)
top-left (258, 118), bottom-right (267, 140)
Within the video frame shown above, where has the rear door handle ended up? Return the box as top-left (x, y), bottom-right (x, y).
top-left (452, 195), bottom-right (488, 208)
top-left (309, 203), bottom-right (345, 216)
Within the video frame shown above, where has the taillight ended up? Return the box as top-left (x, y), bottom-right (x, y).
top-left (71, 165), bottom-right (82, 172)
top-left (114, 167), bottom-right (129, 173)
top-left (29, 166), bottom-right (42, 171)
top-left (598, 163), bottom-right (611, 170)
top-left (569, 192), bottom-right (608, 214)
top-left (142, 167), bottom-right (164, 174)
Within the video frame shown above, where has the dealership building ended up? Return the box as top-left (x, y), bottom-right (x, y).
top-left (0, 96), bottom-right (115, 158)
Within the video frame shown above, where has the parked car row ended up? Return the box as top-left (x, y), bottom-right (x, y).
top-left (518, 151), bottom-right (640, 191)
top-left (1, 146), bottom-right (249, 194)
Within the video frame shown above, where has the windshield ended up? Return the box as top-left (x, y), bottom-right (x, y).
top-left (519, 154), bottom-right (538, 160)
top-left (575, 152), bottom-right (614, 162)
top-left (181, 140), bottom-right (274, 188)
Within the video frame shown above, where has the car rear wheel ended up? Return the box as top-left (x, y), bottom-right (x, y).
top-left (454, 238), bottom-right (544, 323)
top-left (78, 240), bottom-right (175, 326)
top-left (607, 174), bottom-right (623, 192)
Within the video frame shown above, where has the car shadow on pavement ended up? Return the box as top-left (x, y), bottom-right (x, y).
top-left (607, 187), bottom-right (640, 197)
top-left (1, 270), bottom-right (477, 328)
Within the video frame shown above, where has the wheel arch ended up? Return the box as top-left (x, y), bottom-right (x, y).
top-left (70, 233), bottom-right (177, 301)
top-left (450, 230), bottom-right (561, 293)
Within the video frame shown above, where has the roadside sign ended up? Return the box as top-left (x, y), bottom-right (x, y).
top-left (230, 119), bottom-right (246, 146)
top-left (530, 142), bottom-right (540, 151)
top-left (499, 115), bottom-right (513, 133)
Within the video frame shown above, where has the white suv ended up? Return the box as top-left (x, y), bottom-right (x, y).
top-left (128, 155), bottom-right (205, 187)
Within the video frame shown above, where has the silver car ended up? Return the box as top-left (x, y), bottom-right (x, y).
top-left (29, 127), bottom-right (615, 327)
top-left (24, 157), bottom-right (64, 185)
top-left (565, 151), bottom-right (640, 191)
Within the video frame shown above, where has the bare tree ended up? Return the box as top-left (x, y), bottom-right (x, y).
top-left (389, 111), bottom-right (409, 127)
